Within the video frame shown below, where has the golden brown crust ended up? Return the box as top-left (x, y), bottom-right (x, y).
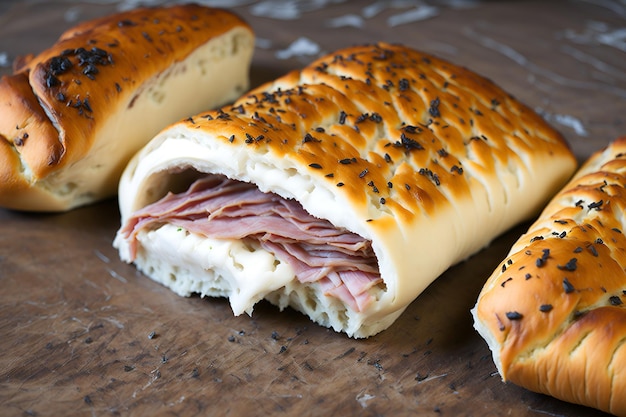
top-left (0, 4), bottom-right (253, 211)
top-left (182, 43), bottom-right (575, 225)
top-left (473, 137), bottom-right (626, 416)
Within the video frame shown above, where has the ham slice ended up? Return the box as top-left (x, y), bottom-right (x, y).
top-left (120, 175), bottom-right (383, 311)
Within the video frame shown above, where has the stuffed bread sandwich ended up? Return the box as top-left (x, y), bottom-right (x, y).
top-left (472, 137), bottom-right (626, 416)
top-left (114, 43), bottom-right (577, 338)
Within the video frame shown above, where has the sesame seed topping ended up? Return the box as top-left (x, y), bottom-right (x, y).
top-left (557, 258), bottom-right (578, 271)
top-left (536, 249), bottom-right (550, 267)
top-left (505, 311), bottom-right (523, 320)
top-left (563, 278), bottom-right (575, 294)
top-left (539, 304), bottom-right (553, 313)
top-left (588, 200), bottom-right (603, 210)
top-left (609, 296), bottom-right (623, 306)
top-left (429, 97), bottom-right (441, 117)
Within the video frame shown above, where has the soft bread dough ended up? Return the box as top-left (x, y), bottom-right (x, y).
top-left (472, 137), bottom-right (626, 416)
top-left (0, 4), bottom-right (254, 211)
top-left (115, 43), bottom-right (577, 338)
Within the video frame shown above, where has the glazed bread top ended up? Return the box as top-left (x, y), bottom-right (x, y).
top-left (0, 4), bottom-right (254, 211)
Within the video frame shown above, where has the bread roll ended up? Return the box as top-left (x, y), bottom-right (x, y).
top-left (114, 42), bottom-right (577, 338)
top-left (0, 4), bottom-right (254, 211)
top-left (472, 137), bottom-right (626, 415)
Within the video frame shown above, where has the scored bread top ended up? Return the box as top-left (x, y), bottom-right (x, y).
top-left (472, 137), bottom-right (626, 415)
top-left (118, 42), bottom-right (577, 336)
top-left (0, 4), bottom-right (253, 211)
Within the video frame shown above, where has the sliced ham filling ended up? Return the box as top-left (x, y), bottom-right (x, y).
top-left (120, 175), bottom-right (383, 311)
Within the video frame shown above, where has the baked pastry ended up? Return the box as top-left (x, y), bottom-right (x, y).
top-left (472, 137), bottom-right (626, 415)
top-left (0, 4), bottom-right (254, 211)
top-left (114, 42), bottom-right (577, 338)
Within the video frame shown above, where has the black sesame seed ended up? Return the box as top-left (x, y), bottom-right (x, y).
top-left (394, 133), bottom-right (424, 152)
top-left (309, 163), bottom-right (322, 169)
top-left (336, 182), bottom-right (344, 187)
top-left (429, 97), bottom-right (441, 118)
top-left (302, 133), bottom-right (317, 143)
top-left (370, 112), bottom-right (382, 123)
top-left (380, 197), bottom-right (386, 205)
top-left (588, 200), bottom-right (603, 210)
top-left (359, 169), bottom-right (368, 178)
top-left (536, 249), bottom-right (550, 267)
top-left (339, 158), bottom-right (353, 164)
top-left (384, 153), bottom-right (392, 163)
top-left (339, 111), bottom-right (347, 125)
top-left (557, 258), bottom-right (578, 271)
top-left (450, 165), bottom-right (463, 175)
top-left (45, 73), bottom-right (60, 88)
top-left (505, 311), bottom-right (523, 320)
top-left (539, 304), bottom-right (553, 313)
top-left (609, 295), bottom-right (623, 306)
top-left (228, 135), bottom-right (235, 143)
top-left (118, 19), bottom-right (136, 27)
top-left (82, 98), bottom-right (92, 112)
top-left (563, 278), bottom-right (575, 294)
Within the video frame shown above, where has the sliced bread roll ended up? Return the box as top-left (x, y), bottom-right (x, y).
top-left (472, 137), bottom-right (626, 415)
top-left (114, 43), bottom-right (577, 338)
top-left (0, 4), bottom-right (254, 211)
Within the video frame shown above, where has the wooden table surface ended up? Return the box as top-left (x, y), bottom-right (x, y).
top-left (1, 1), bottom-right (624, 416)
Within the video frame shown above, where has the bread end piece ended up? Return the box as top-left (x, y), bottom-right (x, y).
top-left (0, 4), bottom-right (254, 212)
top-left (472, 137), bottom-right (626, 416)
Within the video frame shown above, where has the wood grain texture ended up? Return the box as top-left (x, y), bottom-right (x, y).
top-left (0, 1), bottom-right (623, 415)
